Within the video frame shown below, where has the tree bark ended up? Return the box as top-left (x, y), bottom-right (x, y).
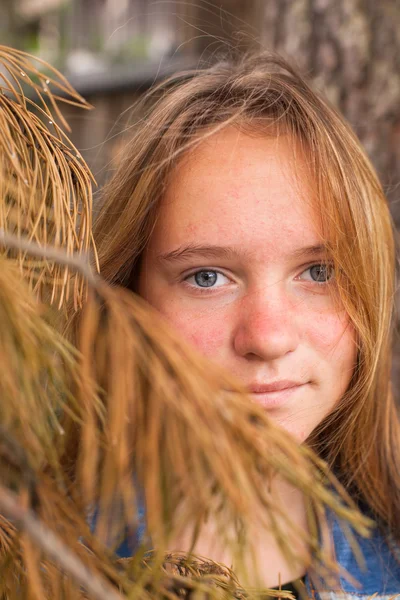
top-left (259, 0), bottom-right (400, 217)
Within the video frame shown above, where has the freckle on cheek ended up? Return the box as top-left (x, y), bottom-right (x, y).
top-left (187, 224), bottom-right (198, 236)
top-left (188, 326), bottom-right (225, 358)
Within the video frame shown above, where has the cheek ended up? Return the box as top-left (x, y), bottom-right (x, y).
top-left (306, 310), bottom-right (357, 371)
top-left (187, 326), bottom-right (226, 360)
top-left (158, 304), bottom-right (230, 362)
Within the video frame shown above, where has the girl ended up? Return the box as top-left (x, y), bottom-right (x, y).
top-left (93, 52), bottom-right (400, 597)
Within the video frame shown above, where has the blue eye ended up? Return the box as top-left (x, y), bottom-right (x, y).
top-left (184, 270), bottom-right (230, 289)
top-left (194, 270), bottom-right (218, 287)
top-left (307, 264), bottom-right (334, 282)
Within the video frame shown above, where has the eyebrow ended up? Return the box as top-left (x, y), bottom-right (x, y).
top-left (157, 243), bottom-right (327, 264)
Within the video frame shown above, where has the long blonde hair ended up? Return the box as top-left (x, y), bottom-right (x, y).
top-left (94, 52), bottom-right (400, 537)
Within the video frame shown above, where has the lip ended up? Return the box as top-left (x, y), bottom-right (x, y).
top-left (248, 380), bottom-right (303, 393)
top-left (247, 381), bottom-right (307, 410)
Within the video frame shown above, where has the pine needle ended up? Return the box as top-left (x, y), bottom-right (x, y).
top-left (0, 46), bottom-right (97, 310)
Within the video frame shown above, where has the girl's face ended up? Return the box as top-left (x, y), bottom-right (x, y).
top-left (139, 128), bottom-right (357, 440)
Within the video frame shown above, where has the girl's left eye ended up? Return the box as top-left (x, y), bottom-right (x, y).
top-left (299, 263), bottom-right (334, 283)
top-left (184, 270), bottom-right (230, 289)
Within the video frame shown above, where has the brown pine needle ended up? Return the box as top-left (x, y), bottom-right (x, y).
top-left (0, 46), bottom-right (97, 310)
top-left (0, 485), bottom-right (123, 600)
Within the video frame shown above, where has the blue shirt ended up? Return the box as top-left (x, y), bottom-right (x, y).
top-left (116, 510), bottom-right (400, 597)
top-left (305, 517), bottom-right (400, 598)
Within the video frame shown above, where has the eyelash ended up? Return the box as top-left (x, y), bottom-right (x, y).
top-left (182, 263), bottom-right (334, 293)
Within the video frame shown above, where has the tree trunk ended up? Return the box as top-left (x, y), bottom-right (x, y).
top-left (259, 0), bottom-right (400, 215)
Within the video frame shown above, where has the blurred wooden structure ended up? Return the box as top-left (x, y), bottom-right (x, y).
top-left (61, 55), bottom-right (198, 188)
top-left (12, 0), bottom-right (209, 184)
top-left (28, 0), bottom-right (396, 213)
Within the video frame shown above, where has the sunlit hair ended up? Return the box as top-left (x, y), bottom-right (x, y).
top-left (94, 52), bottom-right (399, 537)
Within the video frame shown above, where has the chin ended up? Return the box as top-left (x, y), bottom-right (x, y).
top-left (271, 417), bottom-right (312, 443)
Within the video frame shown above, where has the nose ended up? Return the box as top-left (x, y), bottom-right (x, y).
top-left (232, 285), bottom-right (300, 362)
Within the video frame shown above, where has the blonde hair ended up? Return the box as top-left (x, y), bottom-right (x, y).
top-left (94, 52), bottom-right (400, 537)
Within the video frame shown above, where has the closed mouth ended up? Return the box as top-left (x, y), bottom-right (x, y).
top-left (248, 381), bottom-right (305, 394)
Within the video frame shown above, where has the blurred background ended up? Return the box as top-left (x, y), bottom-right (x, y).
top-left (2, 0), bottom-right (399, 199)
top-left (2, 0), bottom-right (400, 383)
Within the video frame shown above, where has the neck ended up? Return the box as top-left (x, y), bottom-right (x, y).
top-left (169, 478), bottom-right (310, 588)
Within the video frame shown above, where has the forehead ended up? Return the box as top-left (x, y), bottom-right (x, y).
top-left (152, 128), bottom-right (322, 257)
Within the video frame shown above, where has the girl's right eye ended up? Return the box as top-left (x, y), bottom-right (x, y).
top-left (184, 270), bottom-right (230, 289)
